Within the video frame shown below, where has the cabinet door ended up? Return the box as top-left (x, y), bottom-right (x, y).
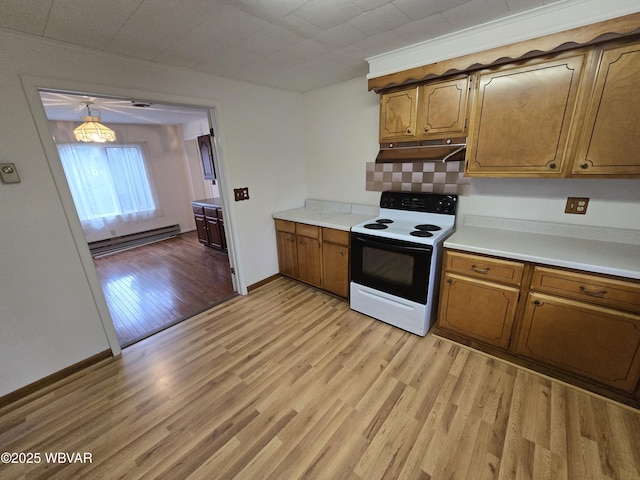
top-left (419, 76), bottom-right (469, 138)
top-left (379, 86), bottom-right (419, 142)
top-left (466, 53), bottom-right (586, 176)
top-left (197, 134), bottom-right (216, 181)
top-left (206, 216), bottom-right (223, 249)
top-left (297, 236), bottom-right (322, 287)
top-left (514, 292), bottom-right (640, 393)
top-left (218, 217), bottom-right (227, 251)
top-left (276, 231), bottom-right (298, 278)
top-left (322, 242), bottom-right (349, 298)
top-left (194, 215), bottom-right (209, 245)
top-left (438, 272), bottom-right (520, 349)
top-left (572, 41), bottom-right (640, 175)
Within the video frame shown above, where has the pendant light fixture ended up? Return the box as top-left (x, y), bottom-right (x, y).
top-left (73, 102), bottom-right (116, 143)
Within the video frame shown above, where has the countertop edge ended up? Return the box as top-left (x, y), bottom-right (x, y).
top-left (273, 201), bottom-right (378, 232)
top-left (444, 225), bottom-right (640, 280)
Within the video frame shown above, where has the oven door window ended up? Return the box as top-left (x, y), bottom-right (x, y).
top-left (351, 233), bottom-right (431, 304)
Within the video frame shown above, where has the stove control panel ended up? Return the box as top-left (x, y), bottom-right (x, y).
top-left (380, 191), bottom-right (457, 215)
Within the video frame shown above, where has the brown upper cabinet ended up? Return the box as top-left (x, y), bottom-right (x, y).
top-left (571, 39), bottom-right (640, 176)
top-left (379, 76), bottom-right (470, 143)
top-left (465, 51), bottom-right (587, 177)
top-left (379, 86), bottom-right (420, 142)
top-left (418, 76), bottom-right (470, 139)
top-left (373, 13), bottom-right (640, 178)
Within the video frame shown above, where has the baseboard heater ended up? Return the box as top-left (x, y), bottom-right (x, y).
top-left (89, 224), bottom-right (180, 257)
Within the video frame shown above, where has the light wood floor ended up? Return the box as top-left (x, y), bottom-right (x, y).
top-left (93, 231), bottom-right (235, 347)
top-left (1, 277), bottom-right (639, 479)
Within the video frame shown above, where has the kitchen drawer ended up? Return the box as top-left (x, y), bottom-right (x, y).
top-left (323, 227), bottom-right (349, 245)
top-left (192, 205), bottom-right (204, 215)
top-left (275, 219), bottom-right (296, 233)
top-left (445, 250), bottom-right (524, 286)
top-left (203, 206), bottom-right (218, 218)
top-left (296, 223), bottom-right (321, 240)
top-left (531, 266), bottom-right (640, 313)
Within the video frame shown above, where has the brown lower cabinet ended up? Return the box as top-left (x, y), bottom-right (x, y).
top-left (435, 249), bottom-right (640, 408)
top-left (275, 219), bottom-right (349, 298)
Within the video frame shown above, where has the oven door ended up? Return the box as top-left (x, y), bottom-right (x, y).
top-left (350, 232), bottom-right (432, 304)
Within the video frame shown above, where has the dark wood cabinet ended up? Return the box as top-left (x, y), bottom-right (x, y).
top-left (192, 201), bottom-right (226, 252)
top-left (197, 134), bottom-right (216, 181)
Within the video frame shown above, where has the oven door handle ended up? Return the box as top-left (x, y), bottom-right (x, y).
top-left (353, 234), bottom-right (432, 254)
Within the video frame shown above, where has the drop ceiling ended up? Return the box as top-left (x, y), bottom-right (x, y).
top-left (3, 0), bottom-right (562, 94)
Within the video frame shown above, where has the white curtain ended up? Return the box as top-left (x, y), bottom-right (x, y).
top-left (58, 143), bottom-right (161, 233)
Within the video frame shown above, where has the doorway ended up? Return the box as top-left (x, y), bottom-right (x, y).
top-left (38, 90), bottom-right (238, 347)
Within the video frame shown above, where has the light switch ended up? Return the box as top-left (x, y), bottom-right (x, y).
top-left (0, 163), bottom-right (21, 184)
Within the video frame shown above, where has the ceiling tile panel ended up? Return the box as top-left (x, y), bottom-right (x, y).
top-left (356, 30), bottom-right (409, 56)
top-left (347, 3), bottom-right (410, 36)
top-left (276, 13), bottom-right (323, 38)
top-left (105, 0), bottom-right (226, 60)
top-left (0, 0), bottom-right (52, 35)
top-left (228, 0), bottom-right (311, 22)
top-left (441, 0), bottom-right (511, 31)
top-left (394, 13), bottom-right (454, 45)
top-left (392, 0), bottom-right (469, 20)
top-left (293, 0), bottom-right (363, 29)
top-left (44, 0), bottom-right (143, 49)
top-left (311, 23), bottom-right (367, 48)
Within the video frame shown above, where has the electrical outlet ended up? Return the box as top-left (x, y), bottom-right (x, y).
top-left (234, 187), bottom-right (249, 201)
top-left (565, 197), bottom-right (589, 214)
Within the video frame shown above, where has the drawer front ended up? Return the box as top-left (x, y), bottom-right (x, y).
top-left (445, 250), bottom-right (524, 286)
top-left (203, 206), bottom-right (218, 218)
top-left (192, 205), bottom-right (204, 215)
top-left (275, 219), bottom-right (296, 233)
top-left (322, 227), bottom-right (349, 245)
top-left (531, 266), bottom-right (640, 313)
top-left (296, 223), bottom-right (321, 240)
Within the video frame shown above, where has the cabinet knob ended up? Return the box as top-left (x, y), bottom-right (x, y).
top-left (406, 128), bottom-right (411, 134)
top-left (581, 163), bottom-right (589, 170)
top-left (549, 163), bottom-right (557, 169)
top-left (424, 127), bottom-right (429, 132)
top-left (533, 300), bottom-right (541, 306)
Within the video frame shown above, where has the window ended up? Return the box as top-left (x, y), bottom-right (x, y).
top-left (58, 143), bottom-right (160, 232)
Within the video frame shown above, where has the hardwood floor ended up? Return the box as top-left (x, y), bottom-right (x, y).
top-left (1, 277), bottom-right (639, 479)
top-left (93, 231), bottom-right (235, 347)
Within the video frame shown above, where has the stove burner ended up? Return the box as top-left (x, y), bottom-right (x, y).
top-left (376, 219), bottom-right (394, 224)
top-left (410, 230), bottom-right (433, 237)
top-left (364, 223), bottom-right (388, 230)
top-left (414, 224), bottom-right (441, 231)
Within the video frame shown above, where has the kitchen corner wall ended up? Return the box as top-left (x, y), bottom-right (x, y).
top-left (365, 160), bottom-right (470, 195)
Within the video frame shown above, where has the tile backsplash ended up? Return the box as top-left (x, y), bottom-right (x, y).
top-left (366, 160), bottom-right (471, 195)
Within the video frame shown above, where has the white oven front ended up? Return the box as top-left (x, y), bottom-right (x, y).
top-left (349, 232), bottom-right (443, 336)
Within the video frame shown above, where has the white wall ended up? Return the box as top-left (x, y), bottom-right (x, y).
top-left (0, 29), bottom-right (305, 397)
top-left (303, 78), bottom-right (381, 206)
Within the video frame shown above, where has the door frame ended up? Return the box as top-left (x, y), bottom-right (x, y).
top-left (20, 75), bottom-right (243, 356)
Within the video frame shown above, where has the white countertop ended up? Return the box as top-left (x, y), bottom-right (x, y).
top-left (273, 200), bottom-right (378, 231)
top-left (444, 216), bottom-right (640, 280)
